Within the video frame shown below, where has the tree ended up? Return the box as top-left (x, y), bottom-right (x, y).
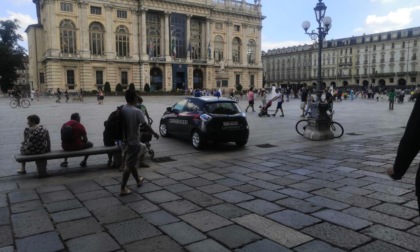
top-left (104, 82), bottom-right (111, 92)
top-left (116, 83), bottom-right (123, 92)
top-left (144, 83), bottom-right (150, 92)
top-left (0, 19), bottom-right (26, 93)
top-left (128, 83), bottom-right (135, 91)
top-left (235, 83), bottom-right (243, 94)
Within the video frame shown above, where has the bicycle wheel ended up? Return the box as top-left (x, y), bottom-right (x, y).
top-left (10, 99), bottom-right (18, 108)
top-left (295, 119), bottom-right (308, 136)
top-left (234, 97), bottom-right (239, 103)
top-left (21, 99), bottom-right (30, 108)
top-left (330, 121), bottom-right (344, 138)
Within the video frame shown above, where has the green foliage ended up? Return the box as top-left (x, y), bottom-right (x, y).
top-left (116, 83), bottom-right (123, 92)
top-left (0, 19), bottom-right (26, 93)
top-left (104, 82), bottom-right (111, 92)
top-left (144, 83), bottom-right (150, 92)
top-left (128, 83), bottom-right (135, 91)
top-left (235, 83), bottom-right (243, 93)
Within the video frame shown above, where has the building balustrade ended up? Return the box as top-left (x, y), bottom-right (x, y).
top-left (193, 59), bottom-right (208, 64)
top-left (150, 57), bottom-right (166, 62)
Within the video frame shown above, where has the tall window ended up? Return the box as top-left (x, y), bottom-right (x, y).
top-left (146, 13), bottom-right (161, 57)
top-left (232, 37), bottom-right (241, 63)
top-left (89, 22), bottom-right (104, 55)
top-left (214, 35), bottom-right (224, 62)
top-left (121, 71), bottom-right (128, 85)
top-left (39, 73), bottom-right (45, 84)
top-left (247, 39), bottom-right (256, 64)
top-left (60, 19), bottom-right (77, 54)
top-left (90, 6), bottom-right (101, 15)
top-left (96, 71), bottom-right (103, 86)
top-left (190, 18), bottom-right (202, 60)
top-left (170, 13), bottom-right (186, 58)
top-left (60, 2), bottom-right (73, 12)
top-left (117, 10), bottom-right (127, 19)
top-left (116, 25), bottom-right (129, 57)
top-left (66, 70), bottom-right (75, 85)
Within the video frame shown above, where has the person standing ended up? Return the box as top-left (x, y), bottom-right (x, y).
top-left (56, 88), bottom-right (62, 103)
top-left (98, 88), bottom-right (104, 105)
top-left (64, 89), bottom-right (69, 103)
top-left (387, 91), bottom-right (420, 216)
top-left (30, 88), bottom-right (35, 102)
top-left (271, 88), bottom-right (284, 117)
top-left (388, 89), bottom-right (396, 110)
top-left (60, 113), bottom-right (93, 167)
top-left (120, 90), bottom-right (159, 196)
top-left (245, 87), bottom-right (255, 112)
top-left (300, 87), bottom-right (308, 117)
top-left (260, 88), bottom-right (267, 107)
top-left (324, 88), bottom-right (334, 113)
top-left (18, 115), bottom-right (51, 174)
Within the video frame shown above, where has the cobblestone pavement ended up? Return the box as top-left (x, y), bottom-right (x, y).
top-left (0, 94), bottom-right (418, 251)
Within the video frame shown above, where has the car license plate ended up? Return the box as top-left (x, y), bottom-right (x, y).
top-left (223, 121), bottom-right (238, 126)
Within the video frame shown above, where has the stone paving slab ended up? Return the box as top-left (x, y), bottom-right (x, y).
top-left (302, 222), bottom-right (372, 250)
top-left (180, 210), bottom-right (232, 232)
top-left (235, 239), bottom-right (292, 252)
top-left (11, 209), bottom-right (54, 238)
top-left (266, 210), bottom-right (321, 230)
top-left (185, 239), bottom-right (231, 252)
top-left (236, 199), bottom-right (283, 215)
top-left (65, 232), bottom-right (120, 252)
top-left (293, 240), bottom-right (345, 252)
top-left (362, 225), bottom-right (420, 251)
top-left (207, 224), bottom-right (261, 249)
top-left (50, 207), bottom-right (92, 223)
top-left (351, 240), bottom-right (410, 252)
top-left (56, 217), bottom-right (104, 240)
top-left (160, 221), bottom-right (206, 245)
top-left (233, 214), bottom-right (313, 248)
top-left (124, 235), bottom-right (185, 252)
top-left (106, 218), bottom-right (162, 245)
top-left (0, 226), bottom-right (13, 248)
top-left (15, 232), bottom-right (64, 252)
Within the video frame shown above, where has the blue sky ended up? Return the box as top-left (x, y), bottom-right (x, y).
top-left (2, 0), bottom-right (420, 52)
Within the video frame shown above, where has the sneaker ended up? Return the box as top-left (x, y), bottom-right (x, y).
top-left (80, 161), bottom-right (87, 167)
top-left (280, 115), bottom-right (284, 117)
top-left (107, 159), bottom-right (112, 166)
top-left (271, 114), bottom-right (276, 116)
top-left (60, 162), bottom-right (68, 168)
top-left (17, 169), bottom-right (26, 175)
top-left (119, 188), bottom-right (132, 196)
top-left (137, 176), bottom-right (145, 187)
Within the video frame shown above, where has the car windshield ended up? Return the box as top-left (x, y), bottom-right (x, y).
top-left (204, 102), bottom-right (240, 115)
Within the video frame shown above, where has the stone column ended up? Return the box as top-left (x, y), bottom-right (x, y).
top-left (46, 0), bottom-right (59, 56)
top-left (242, 23), bottom-right (248, 66)
top-left (186, 15), bottom-right (191, 61)
top-left (140, 9), bottom-right (148, 60)
top-left (104, 4), bottom-right (115, 59)
top-left (164, 12), bottom-right (171, 61)
top-left (257, 25), bottom-right (263, 67)
top-left (225, 20), bottom-right (232, 63)
top-left (78, 1), bottom-right (89, 58)
top-left (131, 8), bottom-right (140, 61)
top-left (206, 18), bottom-right (212, 60)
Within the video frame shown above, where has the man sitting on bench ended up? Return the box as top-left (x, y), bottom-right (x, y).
top-left (60, 112), bottom-right (93, 167)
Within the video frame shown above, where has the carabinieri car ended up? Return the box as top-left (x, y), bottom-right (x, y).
top-left (159, 96), bottom-right (249, 149)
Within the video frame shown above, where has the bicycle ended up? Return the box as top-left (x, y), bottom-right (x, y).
top-left (295, 111), bottom-right (344, 138)
top-left (228, 95), bottom-right (239, 103)
top-left (10, 97), bottom-right (31, 108)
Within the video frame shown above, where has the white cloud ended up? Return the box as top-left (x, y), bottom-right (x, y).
top-left (354, 6), bottom-right (420, 35)
top-left (0, 11), bottom-right (37, 48)
top-left (262, 40), bottom-right (312, 51)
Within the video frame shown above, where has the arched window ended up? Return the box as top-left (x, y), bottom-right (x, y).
top-left (60, 19), bottom-right (77, 54)
top-left (116, 25), bottom-right (129, 57)
top-left (146, 13), bottom-right (161, 57)
top-left (190, 18), bottom-right (202, 60)
top-left (247, 39), bottom-right (256, 64)
top-left (214, 36), bottom-right (224, 62)
top-left (232, 37), bottom-right (241, 63)
top-left (89, 22), bottom-right (104, 55)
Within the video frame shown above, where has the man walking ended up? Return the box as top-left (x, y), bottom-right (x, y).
top-left (271, 88), bottom-right (284, 117)
top-left (300, 87), bottom-right (308, 117)
top-left (245, 87), bottom-right (255, 112)
top-left (120, 90), bottom-right (159, 196)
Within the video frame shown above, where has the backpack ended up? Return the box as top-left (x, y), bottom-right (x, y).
top-left (61, 121), bottom-right (77, 143)
top-left (104, 105), bottom-right (125, 144)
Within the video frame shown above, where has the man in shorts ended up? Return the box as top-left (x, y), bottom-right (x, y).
top-left (120, 89), bottom-right (159, 196)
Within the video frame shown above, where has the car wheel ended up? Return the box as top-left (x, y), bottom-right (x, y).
top-left (191, 130), bottom-right (205, 150)
top-left (235, 137), bottom-right (248, 147)
top-left (159, 123), bottom-right (169, 137)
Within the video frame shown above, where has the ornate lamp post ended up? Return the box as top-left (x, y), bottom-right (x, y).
top-left (301, 0), bottom-right (334, 140)
top-left (302, 0), bottom-right (332, 100)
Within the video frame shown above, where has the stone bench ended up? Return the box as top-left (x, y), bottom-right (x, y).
top-left (14, 146), bottom-right (121, 177)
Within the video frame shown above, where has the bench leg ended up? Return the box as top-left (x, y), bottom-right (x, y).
top-left (35, 160), bottom-right (48, 178)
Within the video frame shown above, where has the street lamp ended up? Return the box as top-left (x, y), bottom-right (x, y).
top-left (300, 0), bottom-right (334, 141)
top-left (302, 0), bottom-right (332, 100)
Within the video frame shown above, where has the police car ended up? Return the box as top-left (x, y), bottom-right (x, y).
top-left (159, 96), bottom-right (249, 149)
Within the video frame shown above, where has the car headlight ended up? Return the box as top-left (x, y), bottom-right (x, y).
top-left (200, 114), bottom-right (212, 122)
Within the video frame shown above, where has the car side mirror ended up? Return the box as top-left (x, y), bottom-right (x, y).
top-left (166, 107), bottom-right (172, 112)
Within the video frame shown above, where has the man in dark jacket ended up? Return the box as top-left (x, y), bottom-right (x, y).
top-left (387, 91), bottom-right (420, 216)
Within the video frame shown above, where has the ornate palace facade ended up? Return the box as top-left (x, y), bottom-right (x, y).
top-left (262, 27), bottom-right (420, 89)
top-left (26, 0), bottom-right (265, 92)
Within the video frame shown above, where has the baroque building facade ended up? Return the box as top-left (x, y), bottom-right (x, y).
top-left (262, 27), bottom-right (420, 90)
top-left (26, 0), bottom-right (265, 93)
